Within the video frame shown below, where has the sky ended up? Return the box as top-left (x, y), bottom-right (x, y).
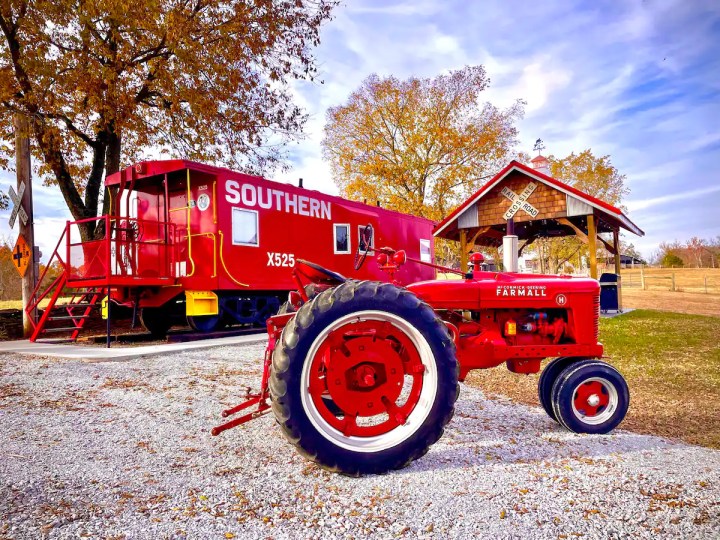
top-left (1, 0), bottom-right (719, 261)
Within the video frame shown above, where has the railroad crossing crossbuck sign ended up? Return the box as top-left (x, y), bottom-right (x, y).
top-left (501, 182), bottom-right (539, 220)
top-left (8, 182), bottom-right (28, 228)
top-left (12, 234), bottom-right (31, 278)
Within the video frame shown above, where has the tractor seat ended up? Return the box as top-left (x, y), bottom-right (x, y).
top-left (295, 259), bottom-right (347, 285)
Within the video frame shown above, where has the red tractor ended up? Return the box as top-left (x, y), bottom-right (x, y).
top-left (213, 242), bottom-right (629, 476)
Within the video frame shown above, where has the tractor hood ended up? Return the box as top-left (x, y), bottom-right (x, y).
top-left (408, 272), bottom-right (600, 311)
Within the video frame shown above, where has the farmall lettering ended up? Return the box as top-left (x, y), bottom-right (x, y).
top-left (225, 180), bottom-right (331, 219)
top-left (501, 182), bottom-right (539, 220)
top-left (496, 285), bottom-right (547, 297)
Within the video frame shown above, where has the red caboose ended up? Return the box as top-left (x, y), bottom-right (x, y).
top-left (28, 160), bottom-right (435, 340)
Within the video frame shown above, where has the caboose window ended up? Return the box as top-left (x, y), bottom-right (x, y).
top-left (232, 208), bottom-right (259, 246)
top-left (334, 224), bottom-right (350, 254)
top-left (358, 224), bottom-right (374, 254)
top-left (420, 239), bottom-right (432, 262)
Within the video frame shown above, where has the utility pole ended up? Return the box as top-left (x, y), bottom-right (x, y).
top-left (15, 112), bottom-right (37, 337)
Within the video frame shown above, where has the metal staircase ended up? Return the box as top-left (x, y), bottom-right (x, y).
top-left (26, 228), bottom-right (105, 342)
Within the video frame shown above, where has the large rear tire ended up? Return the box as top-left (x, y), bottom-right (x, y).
top-left (269, 280), bottom-right (459, 475)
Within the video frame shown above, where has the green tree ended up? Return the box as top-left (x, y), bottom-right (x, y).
top-left (661, 253), bottom-right (684, 268)
top-left (0, 0), bottom-right (336, 240)
top-left (322, 66), bottom-right (525, 222)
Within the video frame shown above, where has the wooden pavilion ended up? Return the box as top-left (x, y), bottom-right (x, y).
top-left (434, 157), bottom-right (644, 307)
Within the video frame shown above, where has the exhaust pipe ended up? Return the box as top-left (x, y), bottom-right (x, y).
top-left (503, 235), bottom-right (518, 272)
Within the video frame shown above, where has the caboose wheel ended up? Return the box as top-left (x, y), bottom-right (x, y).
top-left (140, 306), bottom-right (173, 337)
top-left (269, 280), bottom-right (459, 475)
top-left (538, 357), bottom-right (594, 422)
top-left (188, 313), bottom-right (227, 333)
top-left (550, 361), bottom-right (629, 434)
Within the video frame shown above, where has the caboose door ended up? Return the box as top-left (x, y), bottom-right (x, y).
top-left (167, 170), bottom-right (218, 286)
top-left (168, 180), bottom-right (189, 278)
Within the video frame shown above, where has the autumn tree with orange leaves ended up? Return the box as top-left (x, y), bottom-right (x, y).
top-left (322, 66), bottom-right (525, 223)
top-left (533, 150), bottom-right (630, 274)
top-left (0, 0), bottom-right (336, 240)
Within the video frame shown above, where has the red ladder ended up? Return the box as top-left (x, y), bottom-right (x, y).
top-left (26, 227), bottom-right (105, 342)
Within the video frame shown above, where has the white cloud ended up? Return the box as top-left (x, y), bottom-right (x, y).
top-left (626, 185), bottom-right (720, 212)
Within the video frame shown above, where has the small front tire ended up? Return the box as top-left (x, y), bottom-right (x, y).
top-left (550, 361), bottom-right (629, 434)
top-left (538, 357), bottom-right (595, 422)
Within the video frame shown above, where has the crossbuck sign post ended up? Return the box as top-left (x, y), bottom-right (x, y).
top-left (500, 182), bottom-right (539, 273)
top-left (8, 182), bottom-right (28, 228)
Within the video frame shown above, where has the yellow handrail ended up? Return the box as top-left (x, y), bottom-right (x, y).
top-left (189, 232), bottom-right (217, 278)
top-left (218, 230), bottom-right (249, 287)
top-left (185, 169), bottom-right (196, 277)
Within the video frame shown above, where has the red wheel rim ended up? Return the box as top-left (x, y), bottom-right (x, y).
top-left (573, 380), bottom-right (610, 417)
top-left (306, 319), bottom-right (426, 438)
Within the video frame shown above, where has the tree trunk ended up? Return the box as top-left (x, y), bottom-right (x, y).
top-left (94, 125), bottom-right (122, 239)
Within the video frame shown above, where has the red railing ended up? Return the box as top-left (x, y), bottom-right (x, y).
top-left (65, 216), bottom-right (178, 283)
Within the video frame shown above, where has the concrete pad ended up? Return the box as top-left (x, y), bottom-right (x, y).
top-left (600, 308), bottom-right (635, 318)
top-left (0, 333), bottom-right (268, 362)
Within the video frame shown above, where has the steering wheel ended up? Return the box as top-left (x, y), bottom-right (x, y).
top-left (354, 224), bottom-right (373, 271)
top-left (294, 259), bottom-right (346, 285)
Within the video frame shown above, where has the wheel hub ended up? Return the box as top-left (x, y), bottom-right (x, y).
top-left (573, 380), bottom-right (610, 417)
top-left (325, 336), bottom-right (404, 416)
top-left (304, 316), bottom-right (429, 440)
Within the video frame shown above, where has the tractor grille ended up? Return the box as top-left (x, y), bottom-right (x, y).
top-left (593, 292), bottom-right (600, 340)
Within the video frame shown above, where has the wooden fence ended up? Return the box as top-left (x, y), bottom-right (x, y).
top-left (620, 268), bottom-right (720, 294)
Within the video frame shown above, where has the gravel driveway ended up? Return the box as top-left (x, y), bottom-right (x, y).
top-left (1, 343), bottom-right (718, 539)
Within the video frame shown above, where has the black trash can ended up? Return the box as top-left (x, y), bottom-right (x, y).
top-left (599, 273), bottom-right (619, 312)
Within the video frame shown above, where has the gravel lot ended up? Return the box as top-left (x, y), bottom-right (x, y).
top-left (1, 343), bottom-right (719, 539)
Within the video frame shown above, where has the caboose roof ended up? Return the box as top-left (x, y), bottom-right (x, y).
top-left (106, 159), bottom-right (435, 225)
top-left (434, 160), bottom-right (644, 239)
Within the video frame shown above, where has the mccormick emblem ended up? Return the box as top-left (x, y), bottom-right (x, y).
top-left (225, 180), bottom-right (331, 220)
top-left (496, 285), bottom-right (547, 297)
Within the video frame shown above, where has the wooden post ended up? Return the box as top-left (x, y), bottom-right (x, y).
top-left (671, 272), bottom-right (675, 292)
top-left (587, 214), bottom-right (598, 279)
top-left (705, 276), bottom-right (708, 294)
top-left (640, 267), bottom-right (645, 290)
top-left (613, 228), bottom-right (622, 310)
top-left (459, 229), bottom-right (468, 273)
top-left (15, 113), bottom-right (36, 338)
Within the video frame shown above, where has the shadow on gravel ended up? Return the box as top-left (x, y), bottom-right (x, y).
top-left (404, 388), bottom-right (672, 473)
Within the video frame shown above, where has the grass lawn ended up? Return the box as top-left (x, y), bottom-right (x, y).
top-left (465, 309), bottom-right (720, 449)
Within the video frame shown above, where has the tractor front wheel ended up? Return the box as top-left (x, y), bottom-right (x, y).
top-left (269, 280), bottom-right (459, 475)
top-left (538, 357), bottom-right (595, 422)
top-left (550, 361), bottom-right (629, 434)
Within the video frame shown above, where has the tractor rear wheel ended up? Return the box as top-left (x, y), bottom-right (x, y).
top-left (269, 280), bottom-right (459, 475)
top-left (550, 361), bottom-right (629, 434)
top-left (538, 357), bottom-right (594, 422)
